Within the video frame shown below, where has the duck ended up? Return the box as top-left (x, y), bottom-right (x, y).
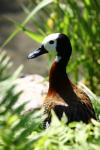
top-left (27, 33), bottom-right (96, 127)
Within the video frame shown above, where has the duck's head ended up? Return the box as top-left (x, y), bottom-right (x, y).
top-left (28, 33), bottom-right (72, 63)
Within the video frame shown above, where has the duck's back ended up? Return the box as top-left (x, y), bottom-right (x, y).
top-left (72, 83), bottom-right (96, 120)
top-left (43, 84), bottom-right (96, 127)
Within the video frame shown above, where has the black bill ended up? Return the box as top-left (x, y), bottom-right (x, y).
top-left (27, 45), bottom-right (48, 59)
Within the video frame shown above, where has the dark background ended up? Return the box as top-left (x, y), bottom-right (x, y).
top-left (0, 0), bottom-right (48, 75)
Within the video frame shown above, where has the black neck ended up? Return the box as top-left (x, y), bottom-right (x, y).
top-left (47, 34), bottom-right (75, 102)
top-left (49, 60), bottom-right (69, 89)
top-left (47, 60), bottom-right (76, 103)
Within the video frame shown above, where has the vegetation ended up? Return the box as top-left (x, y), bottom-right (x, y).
top-left (0, 51), bottom-right (100, 149)
top-left (1, 0), bottom-right (100, 94)
top-left (0, 0), bottom-right (100, 149)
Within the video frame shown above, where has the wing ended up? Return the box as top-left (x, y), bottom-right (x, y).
top-left (43, 101), bottom-right (96, 128)
top-left (43, 96), bottom-right (68, 128)
top-left (72, 83), bottom-right (96, 120)
top-left (43, 87), bottom-right (96, 128)
top-left (54, 102), bottom-right (96, 123)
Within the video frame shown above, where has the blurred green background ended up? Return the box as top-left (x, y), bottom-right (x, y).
top-left (0, 0), bottom-right (99, 94)
top-left (0, 1), bottom-right (100, 150)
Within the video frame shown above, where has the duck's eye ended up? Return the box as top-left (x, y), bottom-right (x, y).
top-left (49, 40), bottom-right (54, 44)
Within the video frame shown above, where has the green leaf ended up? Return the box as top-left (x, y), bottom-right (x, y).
top-left (0, 0), bottom-right (53, 48)
top-left (22, 0), bottom-right (54, 26)
top-left (21, 27), bottom-right (44, 43)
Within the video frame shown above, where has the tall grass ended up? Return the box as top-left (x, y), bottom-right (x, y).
top-left (0, 52), bottom-right (100, 150)
top-left (1, 0), bottom-right (99, 95)
top-left (0, 1), bottom-right (100, 149)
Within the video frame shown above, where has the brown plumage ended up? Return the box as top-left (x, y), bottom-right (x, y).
top-left (43, 61), bottom-right (96, 127)
top-left (28, 33), bottom-right (96, 128)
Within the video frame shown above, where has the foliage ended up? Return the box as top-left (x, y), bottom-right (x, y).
top-left (1, 0), bottom-right (99, 95)
top-left (0, 51), bottom-right (43, 150)
top-left (23, 0), bottom-right (100, 94)
top-left (0, 51), bottom-right (100, 150)
top-left (0, 1), bottom-right (100, 149)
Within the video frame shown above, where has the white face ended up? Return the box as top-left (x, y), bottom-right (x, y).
top-left (42, 33), bottom-right (60, 62)
top-left (42, 33), bottom-right (60, 52)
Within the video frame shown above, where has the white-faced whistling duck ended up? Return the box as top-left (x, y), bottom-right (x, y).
top-left (28, 33), bottom-right (96, 128)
